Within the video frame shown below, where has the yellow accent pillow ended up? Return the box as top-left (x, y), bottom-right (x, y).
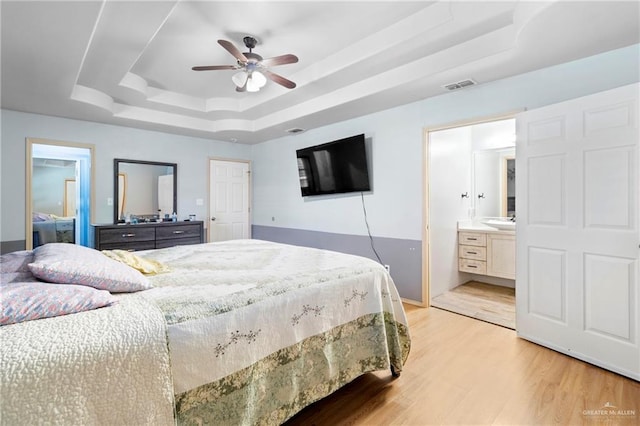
top-left (101, 250), bottom-right (170, 275)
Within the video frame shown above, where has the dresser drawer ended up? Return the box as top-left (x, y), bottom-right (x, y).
top-left (458, 232), bottom-right (486, 247)
top-left (156, 224), bottom-right (202, 241)
top-left (156, 236), bottom-right (202, 249)
top-left (99, 241), bottom-right (156, 252)
top-left (459, 258), bottom-right (487, 274)
top-left (98, 227), bottom-right (155, 244)
top-left (459, 245), bottom-right (486, 261)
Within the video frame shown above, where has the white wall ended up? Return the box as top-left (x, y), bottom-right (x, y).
top-left (0, 111), bottom-right (252, 244)
top-left (251, 102), bottom-right (423, 240)
top-left (429, 126), bottom-right (473, 297)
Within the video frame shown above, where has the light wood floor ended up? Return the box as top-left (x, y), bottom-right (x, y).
top-left (431, 281), bottom-right (516, 329)
top-left (285, 304), bottom-right (640, 426)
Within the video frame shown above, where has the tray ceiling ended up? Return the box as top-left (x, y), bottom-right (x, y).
top-left (1, 1), bottom-right (638, 144)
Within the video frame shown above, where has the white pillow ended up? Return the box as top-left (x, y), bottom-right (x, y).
top-left (28, 243), bottom-right (152, 293)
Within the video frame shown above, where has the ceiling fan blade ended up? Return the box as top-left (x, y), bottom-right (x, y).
top-left (218, 39), bottom-right (248, 63)
top-left (192, 65), bottom-right (236, 71)
top-left (260, 54), bottom-right (299, 68)
top-left (263, 70), bottom-right (296, 89)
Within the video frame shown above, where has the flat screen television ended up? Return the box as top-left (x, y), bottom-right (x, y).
top-left (296, 134), bottom-right (371, 196)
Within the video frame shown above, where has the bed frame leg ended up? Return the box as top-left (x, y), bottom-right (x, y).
top-left (390, 365), bottom-right (401, 378)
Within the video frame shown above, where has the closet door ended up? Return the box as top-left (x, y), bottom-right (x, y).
top-left (516, 83), bottom-right (639, 380)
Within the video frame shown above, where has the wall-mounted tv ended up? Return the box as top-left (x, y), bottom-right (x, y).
top-left (296, 134), bottom-right (371, 196)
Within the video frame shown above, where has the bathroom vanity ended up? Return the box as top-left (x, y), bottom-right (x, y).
top-left (458, 221), bottom-right (515, 280)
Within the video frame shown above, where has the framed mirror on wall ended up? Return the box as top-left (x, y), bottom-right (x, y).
top-left (113, 159), bottom-right (177, 223)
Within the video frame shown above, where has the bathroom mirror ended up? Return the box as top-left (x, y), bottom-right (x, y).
top-left (502, 156), bottom-right (515, 216)
top-left (113, 159), bottom-right (177, 223)
top-left (473, 147), bottom-right (515, 218)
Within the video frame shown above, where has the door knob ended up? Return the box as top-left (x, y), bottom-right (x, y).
top-left (211, 217), bottom-right (216, 221)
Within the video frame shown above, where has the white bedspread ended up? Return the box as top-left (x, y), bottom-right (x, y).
top-left (0, 295), bottom-right (175, 426)
top-left (0, 240), bottom-right (410, 426)
top-left (137, 239), bottom-right (410, 424)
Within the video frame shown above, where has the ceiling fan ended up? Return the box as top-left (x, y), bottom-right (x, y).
top-left (192, 36), bottom-right (298, 92)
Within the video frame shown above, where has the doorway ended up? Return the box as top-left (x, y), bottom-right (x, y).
top-left (26, 138), bottom-right (94, 249)
top-left (208, 158), bottom-right (251, 242)
top-left (424, 116), bottom-right (516, 328)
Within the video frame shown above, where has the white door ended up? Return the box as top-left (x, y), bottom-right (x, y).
top-left (209, 159), bottom-right (251, 242)
top-left (158, 174), bottom-right (174, 217)
top-left (516, 83), bottom-right (639, 380)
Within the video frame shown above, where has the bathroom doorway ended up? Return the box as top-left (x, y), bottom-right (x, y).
top-left (424, 116), bottom-right (517, 329)
top-left (26, 138), bottom-right (94, 249)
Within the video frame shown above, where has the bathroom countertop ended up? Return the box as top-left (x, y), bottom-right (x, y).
top-left (457, 220), bottom-right (516, 235)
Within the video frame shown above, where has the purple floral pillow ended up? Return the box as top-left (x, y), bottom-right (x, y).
top-left (28, 243), bottom-right (152, 293)
top-left (0, 282), bottom-right (116, 326)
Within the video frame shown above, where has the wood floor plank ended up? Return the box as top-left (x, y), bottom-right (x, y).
top-left (284, 305), bottom-right (640, 426)
top-left (431, 281), bottom-right (516, 329)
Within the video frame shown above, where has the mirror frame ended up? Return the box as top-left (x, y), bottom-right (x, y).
top-left (113, 158), bottom-right (177, 224)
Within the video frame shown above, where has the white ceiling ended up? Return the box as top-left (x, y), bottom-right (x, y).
top-left (1, 1), bottom-right (638, 144)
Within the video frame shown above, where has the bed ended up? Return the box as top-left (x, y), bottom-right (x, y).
top-left (32, 212), bottom-right (75, 247)
top-left (0, 239), bottom-right (410, 425)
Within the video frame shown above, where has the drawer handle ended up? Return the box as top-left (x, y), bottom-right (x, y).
top-left (467, 238), bottom-right (477, 241)
top-left (173, 230), bottom-right (185, 234)
top-left (468, 265), bottom-right (477, 268)
top-left (467, 251), bottom-right (477, 255)
top-left (122, 233), bottom-right (136, 238)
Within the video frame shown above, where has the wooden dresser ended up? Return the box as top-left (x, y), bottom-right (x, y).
top-left (93, 221), bottom-right (204, 251)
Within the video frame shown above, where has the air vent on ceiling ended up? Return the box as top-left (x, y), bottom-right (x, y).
top-left (286, 128), bottom-right (305, 134)
top-left (443, 79), bottom-right (477, 91)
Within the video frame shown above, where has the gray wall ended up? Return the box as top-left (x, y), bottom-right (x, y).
top-left (1, 111), bottom-right (252, 250)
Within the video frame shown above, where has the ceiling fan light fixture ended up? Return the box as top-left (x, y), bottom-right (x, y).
top-left (252, 71), bottom-right (267, 88)
top-left (194, 37), bottom-right (297, 92)
top-left (246, 71), bottom-right (267, 92)
top-left (232, 71), bottom-right (248, 88)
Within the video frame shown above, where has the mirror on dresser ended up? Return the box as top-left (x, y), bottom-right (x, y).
top-left (113, 159), bottom-right (177, 223)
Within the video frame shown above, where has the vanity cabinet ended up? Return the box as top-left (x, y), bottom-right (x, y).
top-left (94, 221), bottom-right (203, 251)
top-left (458, 230), bottom-right (515, 279)
top-left (486, 233), bottom-right (516, 279)
top-left (458, 232), bottom-right (488, 275)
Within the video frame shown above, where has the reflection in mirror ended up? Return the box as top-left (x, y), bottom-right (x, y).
top-left (473, 147), bottom-right (515, 218)
top-left (502, 157), bottom-right (515, 217)
top-left (114, 159), bottom-right (177, 223)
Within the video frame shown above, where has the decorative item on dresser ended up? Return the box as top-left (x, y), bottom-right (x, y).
top-left (93, 221), bottom-right (203, 251)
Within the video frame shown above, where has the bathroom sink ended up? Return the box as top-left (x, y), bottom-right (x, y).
top-left (482, 219), bottom-right (516, 231)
